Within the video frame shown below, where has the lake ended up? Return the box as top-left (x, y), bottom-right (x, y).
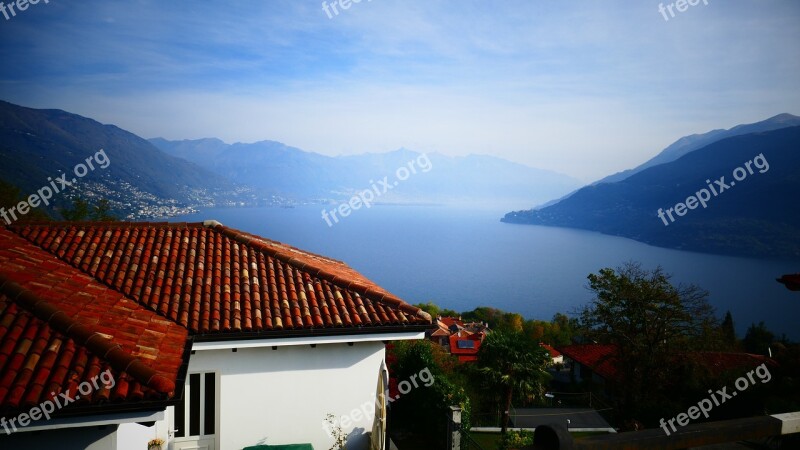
top-left (168, 205), bottom-right (800, 340)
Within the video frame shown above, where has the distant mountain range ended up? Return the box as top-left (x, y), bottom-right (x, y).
top-left (0, 100), bottom-right (581, 221)
top-left (6, 99), bottom-right (796, 257)
top-left (503, 122), bottom-right (800, 258)
top-left (0, 100), bottom-right (247, 219)
top-left (150, 138), bottom-right (582, 207)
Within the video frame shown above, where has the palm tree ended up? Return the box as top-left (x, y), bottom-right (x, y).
top-left (477, 330), bottom-right (551, 433)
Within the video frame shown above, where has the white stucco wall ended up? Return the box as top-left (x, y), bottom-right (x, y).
top-left (182, 340), bottom-right (387, 450)
top-left (118, 421), bottom-right (161, 450)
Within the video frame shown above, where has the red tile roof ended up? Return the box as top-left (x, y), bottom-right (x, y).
top-left (539, 343), bottom-right (562, 358)
top-left (558, 344), bottom-right (778, 383)
top-left (694, 351), bottom-right (777, 376)
top-left (0, 228), bottom-right (187, 419)
top-left (558, 344), bottom-right (619, 380)
top-left (0, 221), bottom-right (430, 421)
top-left (10, 222), bottom-right (430, 333)
top-left (439, 317), bottom-right (463, 329)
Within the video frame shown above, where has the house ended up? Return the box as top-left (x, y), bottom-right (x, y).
top-left (539, 343), bottom-right (563, 365)
top-left (0, 221), bottom-right (432, 450)
top-left (426, 317), bottom-right (489, 362)
top-left (558, 344), bottom-right (777, 387)
top-left (448, 331), bottom-right (483, 363)
top-left (557, 344), bottom-right (619, 387)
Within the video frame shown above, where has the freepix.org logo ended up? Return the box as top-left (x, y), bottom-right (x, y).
top-left (1, 369), bottom-right (116, 435)
top-left (0, 149), bottom-right (111, 225)
top-left (1, 0), bottom-right (49, 22)
top-left (321, 153), bottom-right (432, 227)
top-left (656, 153), bottom-right (769, 227)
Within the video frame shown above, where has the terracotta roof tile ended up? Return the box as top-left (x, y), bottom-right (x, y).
top-left (1, 221), bottom-right (430, 419)
top-left (10, 222), bottom-right (429, 334)
top-left (557, 344), bottom-right (778, 382)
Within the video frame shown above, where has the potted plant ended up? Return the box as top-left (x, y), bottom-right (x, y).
top-left (148, 438), bottom-right (165, 450)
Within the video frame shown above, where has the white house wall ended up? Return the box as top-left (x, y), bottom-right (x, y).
top-left (180, 340), bottom-right (386, 450)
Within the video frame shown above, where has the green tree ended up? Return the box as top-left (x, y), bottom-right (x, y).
top-left (522, 313), bottom-right (577, 346)
top-left (742, 321), bottom-right (775, 355)
top-left (578, 262), bottom-right (719, 423)
top-left (0, 179), bottom-right (51, 222)
top-left (721, 311), bottom-right (738, 349)
top-left (61, 197), bottom-right (118, 221)
top-left (476, 330), bottom-right (550, 434)
top-left (93, 199), bottom-right (117, 221)
top-left (389, 340), bottom-right (470, 445)
top-left (413, 301), bottom-right (458, 318)
top-left (462, 307), bottom-right (525, 332)
top-left (61, 197), bottom-right (91, 221)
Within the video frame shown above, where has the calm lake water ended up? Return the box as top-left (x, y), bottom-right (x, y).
top-left (168, 205), bottom-right (800, 340)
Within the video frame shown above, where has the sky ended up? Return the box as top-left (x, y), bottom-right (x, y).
top-left (1, 0), bottom-right (799, 182)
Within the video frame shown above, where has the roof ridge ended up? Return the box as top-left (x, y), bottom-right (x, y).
top-left (0, 274), bottom-right (176, 395)
top-left (8, 221), bottom-right (203, 230)
top-left (208, 223), bottom-right (432, 323)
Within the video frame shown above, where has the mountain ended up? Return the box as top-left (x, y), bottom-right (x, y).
top-left (0, 100), bottom-right (238, 219)
top-left (150, 139), bottom-right (582, 207)
top-left (148, 137), bottom-right (229, 164)
top-left (597, 113), bottom-right (800, 185)
top-left (502, 126), bottom-right (800, 258)
top-left (534, 114), bottom-right (800, 211)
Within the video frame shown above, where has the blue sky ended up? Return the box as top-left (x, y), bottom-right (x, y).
top-left (1, 0), bottom-right (799, 181)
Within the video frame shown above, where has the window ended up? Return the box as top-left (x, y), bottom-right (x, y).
top-left (457, 340), bottom-right (475, 349)
top-left (174, 372), bottom-right (216, 438)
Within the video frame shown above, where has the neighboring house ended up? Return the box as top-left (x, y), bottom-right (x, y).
top-left (558, 344), bottom-right (777, 387)
top-left (539, 343), bottom-right (563, 365)
top-left (0, 221), bottom-right (432, 450)
top-left (557, 345), bottom-right (619, 387)
top-left (448, 331), bottom-right (483, 363)
top-left (427, 317), bottom-right (489, 363)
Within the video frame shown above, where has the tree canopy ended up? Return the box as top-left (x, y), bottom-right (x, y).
top-left (577, 262), bottom-right (720, 424)
top-left (476, 330), bottom-right (551, 433)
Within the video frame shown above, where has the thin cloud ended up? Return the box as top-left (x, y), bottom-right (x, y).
top-left (0, 0), bottom-right (798, 180)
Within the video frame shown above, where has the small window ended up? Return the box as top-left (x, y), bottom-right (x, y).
top-left (457, 340), bottom-right (475, 349)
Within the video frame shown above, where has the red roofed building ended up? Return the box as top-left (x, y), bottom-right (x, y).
top-left (427, 317), bottom-right (489, 362)
top-left (558, 344), bottom-right (620, 385)
top-left (448, 332), bottom-right (484, 363)
top-left (558, 344), bottom-right (777, 386)
top-left (0, 221), bottom-right (431, 450)
top-left (539, 343), bottom-right (564, 365)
